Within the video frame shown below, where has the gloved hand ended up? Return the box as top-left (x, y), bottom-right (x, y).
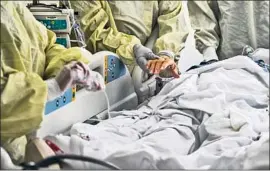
top-left (46, 61), bottom-right (105, 101)
top-left (133, 44), bottom-right (160, 73)
top-left (133, 44), bottom-right (179, 78)
top-left (82, 69), bottom-right (106, 92)
top-left (61, 61), bottom-right (105, 92)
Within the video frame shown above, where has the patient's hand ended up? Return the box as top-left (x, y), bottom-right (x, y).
top-left (146, 56), bottom-right (180, 78)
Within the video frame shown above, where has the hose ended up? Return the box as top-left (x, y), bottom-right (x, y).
top-left (21, 154), bottom-right (120, 170)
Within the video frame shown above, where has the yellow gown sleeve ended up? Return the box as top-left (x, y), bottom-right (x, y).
top-left (70, 0), bottom-right (141, 65)
top-left (0, 2), bottom-right (47, 143)
top-left (0, 65), bottom-right (47, 143)
top-left (154, 1), bottom-right (185, 55)
top-left (187, 1), bottom-right (221, 53)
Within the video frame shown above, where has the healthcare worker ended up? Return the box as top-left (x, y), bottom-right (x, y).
top-left (187, 1), bottom-right (269, 61)
top-left (0, 1), bottom-right (105, 164)
top-left (70, 1), bottom-right (184, 78)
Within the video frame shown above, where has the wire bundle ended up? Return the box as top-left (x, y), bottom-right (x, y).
top-left (21, 154), bottom-right (121, 170)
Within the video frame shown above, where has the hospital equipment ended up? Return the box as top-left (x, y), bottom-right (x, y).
top-left (28, 4), bottom-right (72, 48)
top-left (23, 154), bottom-right (120, 170)
top-left (30, 8), bottom-right (71, 33)
top-left (88, 52), bottom-right (127, 84)
top-left (27, 0), bottom-right (86, 48)
top-left (155, 77), bottom-right (174, 95)
top-left (45, 86), bottom-right (76, 115)
top-left (55, 34), bottom-right (71, 48)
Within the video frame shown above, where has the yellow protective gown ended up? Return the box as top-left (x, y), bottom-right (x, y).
top-left (70, 1), bottom-right (183, 66)
top-left (187, 1), bottom-right (269, 60)
top-left (0, 1), bottom-right (88, 163)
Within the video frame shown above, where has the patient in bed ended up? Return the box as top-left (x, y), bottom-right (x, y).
top-left (43, 0), bottom-right (269, 168)
top-left (45, 48), bottom-right (269, 170)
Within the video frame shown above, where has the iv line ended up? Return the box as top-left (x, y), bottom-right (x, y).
top-left (102, 90), bottom-right (111, 119)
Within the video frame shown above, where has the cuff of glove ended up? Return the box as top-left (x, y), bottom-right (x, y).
top-left (45, 79), bottom-right (63, 102)
top-left (157, 50), bottom-right (175, 59)
top-left (133, 44), bottom-right (143, 53)
top-left (203, 47), bottom-right (219, 61)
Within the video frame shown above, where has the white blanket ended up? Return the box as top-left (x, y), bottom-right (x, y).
top-left (45, 56), bottom-right (269, 169)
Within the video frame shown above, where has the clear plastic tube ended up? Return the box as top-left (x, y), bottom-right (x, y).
top-left (102, 90), bottom-right (111, 119)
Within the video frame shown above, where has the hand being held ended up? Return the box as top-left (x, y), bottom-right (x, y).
top-left (71, 62), bottom-right (105, 92)
top-left (146, 56), bottom-right (180, 78)
top-left (55, 61), bottom-right (105, 92)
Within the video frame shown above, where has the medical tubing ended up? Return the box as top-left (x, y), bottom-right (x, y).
top-left (69, 8), bottom-right (86, 48)
top-left (85, 91), bottom-right (111, 121)
top-left (73, 26), bottom-right (87, 47)
top-left (102, 90), bottom-right (111, 119)
top-left (84, 90), bottom-right (116, 129)
top-left (62, 1), bottom-right (87, 48)
top-left (31, 154), bottom-right (121, 170)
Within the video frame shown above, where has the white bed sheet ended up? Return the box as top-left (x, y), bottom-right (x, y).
top-left (45, 56), bottom-right (269, 169)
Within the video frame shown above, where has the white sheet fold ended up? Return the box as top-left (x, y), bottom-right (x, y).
top-left (45, 56), bottom-right (269, 170)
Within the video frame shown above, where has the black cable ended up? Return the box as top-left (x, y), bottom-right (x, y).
top-left (33, 154), bottom-right (121, 170)
top-left (27, 3), bottom-right (62, 12)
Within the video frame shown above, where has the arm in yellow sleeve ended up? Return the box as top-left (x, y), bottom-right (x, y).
top-left (0, 64), bottom-right (47, 143)
top-left (154, 1), bottom-right (185, 56)
top-left (187, 1), bottom-right (221, 55)
top-left (0, 2), bottom-right (48, 144)
top-left (70, 0), bottom-right (141, 65)
top-left (0, 1), bottom-right (89, 144)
